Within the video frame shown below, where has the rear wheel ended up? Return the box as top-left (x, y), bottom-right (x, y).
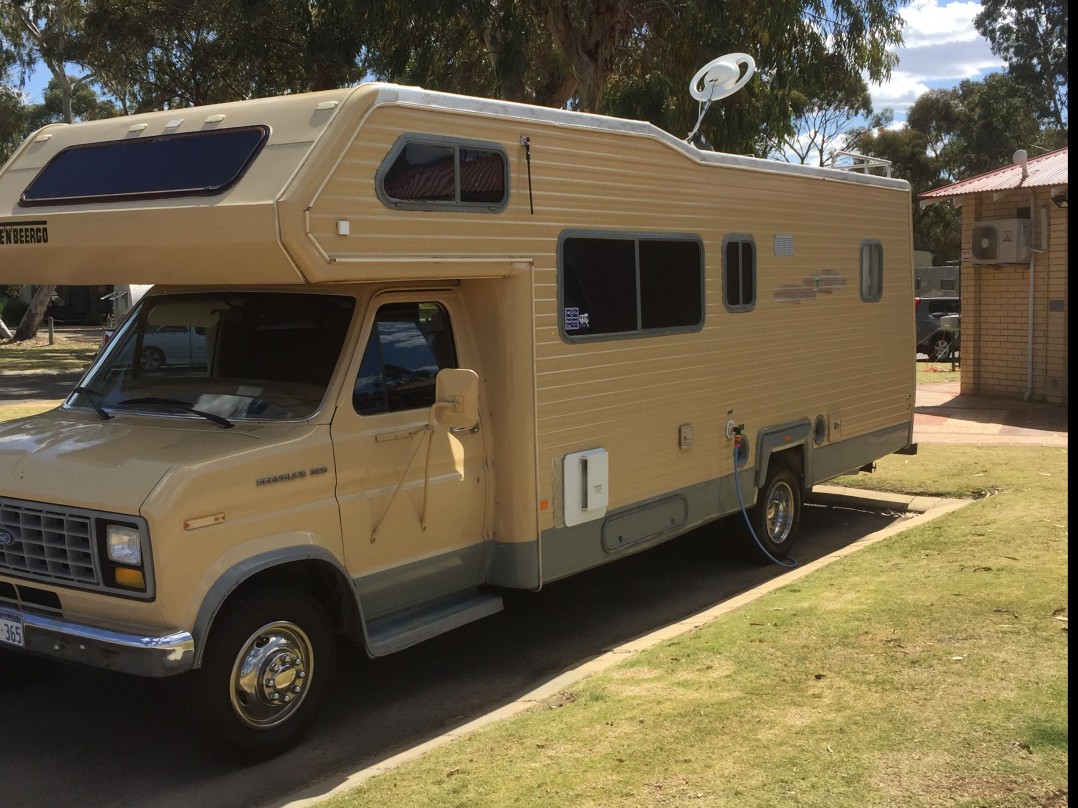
top-left (930, 334), bottom-right (952, 361)
top-left (744, 461), bottom-right (802, 561)
top-left (188, 588), bottom-right (336, 761)
top-left (139, 346), bottom-right (165, 371)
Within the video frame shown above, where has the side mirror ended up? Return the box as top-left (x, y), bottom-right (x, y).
top-left (431, 368), bottom-right (479, 429)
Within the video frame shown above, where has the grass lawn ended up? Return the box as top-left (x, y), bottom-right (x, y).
top-left (0, 333), bottom-right (96, 420)
top-left (320, 444), bottom-right (1067, 808)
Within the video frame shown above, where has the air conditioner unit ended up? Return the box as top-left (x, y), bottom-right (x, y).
top-left (971, 219), bottom-right (1032, 264)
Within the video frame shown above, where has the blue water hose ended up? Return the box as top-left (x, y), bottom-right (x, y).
top-left (732, 434), bottom-right (797, 568)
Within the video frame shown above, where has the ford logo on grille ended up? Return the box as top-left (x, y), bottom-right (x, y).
top-left (0, 528), bottom-right (14, 546)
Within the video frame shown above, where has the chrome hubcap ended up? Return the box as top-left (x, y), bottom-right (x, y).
top-left (230, 621), bottom-right (313, 729)
top-left (765, 482), bottom-right (795, 544)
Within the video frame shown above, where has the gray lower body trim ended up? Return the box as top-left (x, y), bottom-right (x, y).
top-left (354, 541), bottom-right (490, 620)
top-left (810, 422), bottom-right (912, 484)
top-left (539, 422), bottom-right (912, 585)
top-left (12, 611), bottom-right (194, 677)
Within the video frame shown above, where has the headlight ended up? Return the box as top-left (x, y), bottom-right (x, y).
top-left (106, 524), bottom-right (143, 566)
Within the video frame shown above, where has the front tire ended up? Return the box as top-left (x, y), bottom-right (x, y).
top-left (189, 588), bottom-right (336, 761)
top-left (745, 462), bottom-right (802, 561)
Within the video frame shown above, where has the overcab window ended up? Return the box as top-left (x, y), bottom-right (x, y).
top-left (559, 233), bottom-right (704, 339)
top-left (21, 126), bottom-right (269, 205)
top-left (378, 136), bottom-right (508, 211)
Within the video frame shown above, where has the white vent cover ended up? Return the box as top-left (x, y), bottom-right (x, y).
top-left (562, 449), bottom-right (609, 527)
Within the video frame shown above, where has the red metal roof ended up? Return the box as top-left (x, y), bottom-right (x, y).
top-left (919, 146), bottom-right (1068, 200)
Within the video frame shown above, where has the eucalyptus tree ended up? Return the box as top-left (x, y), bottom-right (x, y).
top-left (81, 0), bottom-right (371, 112)
top-left (361, 0), bottom-right (907, 157)
top-left (975, 0), bottom-right (1068, 129)
top-left (0, 0), bottom-right (97, 340)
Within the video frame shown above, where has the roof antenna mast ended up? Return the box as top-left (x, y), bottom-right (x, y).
top-left (686, 52), bottom-right (756, 150)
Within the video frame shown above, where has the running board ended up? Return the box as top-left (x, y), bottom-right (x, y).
top-left (365, 590), bottom-right (503, 657)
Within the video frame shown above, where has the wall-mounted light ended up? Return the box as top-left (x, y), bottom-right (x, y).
top-left (1051, 192), bottom-right (1068, 209)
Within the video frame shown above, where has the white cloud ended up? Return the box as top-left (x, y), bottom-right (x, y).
top-left (868, 0), bottom-right (1006, 120)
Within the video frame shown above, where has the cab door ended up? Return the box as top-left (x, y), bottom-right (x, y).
top-left (331, 295), bottom-right (488, 619)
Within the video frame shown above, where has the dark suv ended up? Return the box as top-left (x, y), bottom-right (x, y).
top-left (915, 296), bottom-right (960, 360)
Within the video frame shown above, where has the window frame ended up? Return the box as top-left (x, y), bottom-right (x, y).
top-left (352, 300), bottom-right (459, 417)
top-left (557, 229), bottom-right (705, 343)
top-left (375, 133), bottom-right (510, 213)
top-left (860, 240), bottom-right (884, 302)
top-left (20, 125), bottom-right (270, 207)
top-left (721, 234), bottom-right (757, 313)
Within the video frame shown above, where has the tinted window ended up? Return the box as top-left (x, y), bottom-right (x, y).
top-left (379, 137), bottom-right (507, 210)
top-left (70, 291), bottom-right (355, 421)
top-left (21, 126), bottom-right (269, 205)
top-left (861, 241), bottom-right (883, 301)
top-left (723, 237), bottom-right (756, 311)
top-left (354, 302), bottom-right (458, 415)
top-left (560, 234), bottom-right (703, 339)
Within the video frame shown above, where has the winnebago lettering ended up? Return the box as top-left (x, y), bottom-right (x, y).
top-left (0, 221), bottom-right (48, 245)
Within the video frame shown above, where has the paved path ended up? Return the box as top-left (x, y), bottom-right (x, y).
top-left (914, 380), bottom-right (1067, 447)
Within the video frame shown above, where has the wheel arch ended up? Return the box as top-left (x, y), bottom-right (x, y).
top-left (753, 421), bottom-right (809, 490)
top-left (191, 547), bottom-right (363, 669)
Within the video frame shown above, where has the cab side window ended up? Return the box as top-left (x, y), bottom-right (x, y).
top-left (353, 302), bottom-right (458, 415)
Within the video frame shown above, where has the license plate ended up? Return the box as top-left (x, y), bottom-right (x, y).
top-left (0, 610), bottom-right (24, 648)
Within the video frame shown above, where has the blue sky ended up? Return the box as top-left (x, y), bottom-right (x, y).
top-left (17, 0), bottom-right (1003, 125)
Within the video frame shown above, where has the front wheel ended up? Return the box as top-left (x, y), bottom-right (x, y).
top-left (188, 588), bottom-right (336, 761)
top-left (744, 462), bottom-right (802, 561)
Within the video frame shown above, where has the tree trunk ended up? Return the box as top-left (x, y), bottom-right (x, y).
top-left (13, 285), bottom-right (57, 341)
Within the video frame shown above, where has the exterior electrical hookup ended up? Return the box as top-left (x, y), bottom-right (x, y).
top-left (0, 79), bottom-right (916, 759)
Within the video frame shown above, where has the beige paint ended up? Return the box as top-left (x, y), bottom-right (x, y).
top-left (0, 83), bottom-right (915, 647)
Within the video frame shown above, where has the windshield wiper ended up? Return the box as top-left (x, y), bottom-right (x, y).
top-left (73, 385), bottom-right (113, 421)
top-left (115, 397), bottom-right (234, 429)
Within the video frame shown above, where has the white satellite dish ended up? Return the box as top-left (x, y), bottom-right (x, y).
top-left (689, 53), bottom-right (756, 102)
top-left (686, 52), bottom-right (756, 147)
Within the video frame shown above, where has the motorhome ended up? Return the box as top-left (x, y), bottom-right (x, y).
top-left (0, 77), bottom-right (916, 757)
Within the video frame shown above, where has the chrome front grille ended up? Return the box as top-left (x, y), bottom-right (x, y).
top-left (0, 500), bottom-right (101, 587)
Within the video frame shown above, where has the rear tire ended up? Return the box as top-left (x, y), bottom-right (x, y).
top-left (744, 462), bottom-right (802, 561)
top-left (188, 588), bottom-right (336, 761)
top-left (139, 347), bottom-right (165, 371)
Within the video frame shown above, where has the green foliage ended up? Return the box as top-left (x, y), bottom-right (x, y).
top-left (975, 0), bottom-right (1068, 128)
top-left (81, 0), bottom-right (370, 111)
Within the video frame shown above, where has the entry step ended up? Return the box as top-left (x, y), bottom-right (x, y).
top-left (366, 590), bottom-right (503, 656)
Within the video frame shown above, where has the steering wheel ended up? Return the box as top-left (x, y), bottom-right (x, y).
top-left (689, 53), bottom-right (756, 102)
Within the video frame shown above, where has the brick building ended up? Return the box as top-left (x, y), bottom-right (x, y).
top-left (920, 147), bottom-right (1068, 406)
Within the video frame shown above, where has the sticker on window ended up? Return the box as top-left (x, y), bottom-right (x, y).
top-left (565, 307), bottom-right (590, 330)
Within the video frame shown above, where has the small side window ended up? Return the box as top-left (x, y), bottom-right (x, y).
top-left (723, 236), bottom-right (756, 311)
top-left (353, 302), bottom-right (458, 415)
top-left (860, 241), bottom-right (883, 301)
top-left (378, 135), bottom-right (508, 212)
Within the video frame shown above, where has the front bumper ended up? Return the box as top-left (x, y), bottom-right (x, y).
top-left (11, 611), bottom-right (194, 677)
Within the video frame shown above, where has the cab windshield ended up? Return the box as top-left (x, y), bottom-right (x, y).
top-left (69, 291), bottom-right (356, 422)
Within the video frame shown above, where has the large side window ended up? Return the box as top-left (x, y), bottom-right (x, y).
top-left (378, 135), bottom-right (508, 211)
top-left (560, 233), bottom-right (704, 339)
top-left (723, 235), bottom-right (756, 311)
top-left (353, 302), bottom-right (458, 415)
top-left (860, 241), bottom-right (883, 301)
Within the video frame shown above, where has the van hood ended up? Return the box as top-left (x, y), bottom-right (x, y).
top-left (0, 409), bottom-right (289, 513)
